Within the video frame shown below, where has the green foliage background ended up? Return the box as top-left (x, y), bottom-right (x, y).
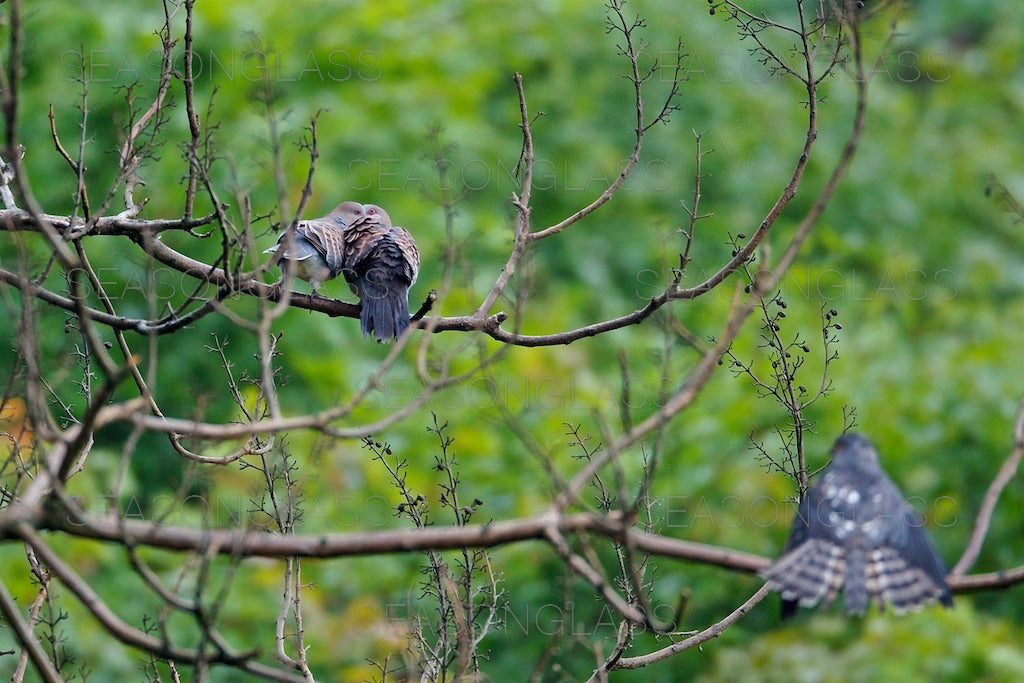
top-left (2, 0), bottom-right (1023, 680)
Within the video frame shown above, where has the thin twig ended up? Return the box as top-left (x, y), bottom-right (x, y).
top-left (611, 584), bottom-right (772, 669)
top-left (0, 576), bottom-right (62, 683)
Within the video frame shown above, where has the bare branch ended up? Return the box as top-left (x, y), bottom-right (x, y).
top-left (526, 1), bottom-right (652, 243)
top-left (18, 524), bottom-right (304, 682)
top-left (113, 0), bottom-right (182, 221)
top-left (948, 565), bottom-right (1024, 593)
top-left (181, 0), bottom-right (202, 219)
top-left (612, 584), bottom-right (772, 669)
top-left (952, 397), bottom-right (1024, 576)
top-left (0, 576), bottom-right (62, 683)
top-left (474, 73), bottom-right (534, 318)
top-left (0, 208), bottom-right (217, 236)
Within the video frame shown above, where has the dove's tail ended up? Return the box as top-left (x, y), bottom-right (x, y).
top-left (357, 275), bottom-right (411, 343)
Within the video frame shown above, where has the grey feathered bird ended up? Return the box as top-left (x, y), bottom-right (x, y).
top-left (264, 201), bottom-right (367, 294)
top-left (340, 204), bottom-right (420, 342)
top-left (761, 433), bottom-right (952, 617)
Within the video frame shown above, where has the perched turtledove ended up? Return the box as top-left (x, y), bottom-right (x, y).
top-left (264, 201), bottom-right (367, 294)
top-left (340, 204), bottom-right (420, 342)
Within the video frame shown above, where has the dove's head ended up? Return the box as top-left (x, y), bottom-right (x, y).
top-left (329, 201), bottom-right (367, 227)
top-left (363, 203), bottom-right (393, 227)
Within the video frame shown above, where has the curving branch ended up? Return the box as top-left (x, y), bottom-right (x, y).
top-left (525, 0), bottom-right (682, 244)
top-left (0, 576), bottom-right (62, 683)
top-left (17, 524), bottom-right (305, 682)
top-left (952, 397), bottom-right (1024, 576)
top-left (611, 584), bottom-right (773, 671)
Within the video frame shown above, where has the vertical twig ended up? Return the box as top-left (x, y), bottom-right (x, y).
top-left (182, 0), bottom-right (202, 219)
top-left (474, 73), bottom-right (535, 318)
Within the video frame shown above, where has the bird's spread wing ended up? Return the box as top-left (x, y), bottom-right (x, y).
top-left (863, 543), bottom-right (951, 613)
top-left (762, 537), bottom-right (846, 609)
top-left (874, 503), bottom-right (953, 608)
top-left (764, 435), bottom-right (951, 616)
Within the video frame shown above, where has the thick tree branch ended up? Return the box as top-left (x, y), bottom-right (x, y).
top-left (0, 208), bottom-right (217, 235)
top-left (7, 501), bottom-right (1012, 593)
